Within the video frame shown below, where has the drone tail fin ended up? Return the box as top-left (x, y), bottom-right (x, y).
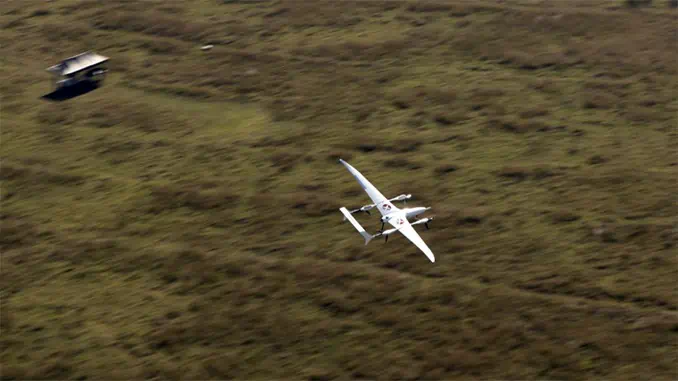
top-left (362, 231), bottom-right (374, 246)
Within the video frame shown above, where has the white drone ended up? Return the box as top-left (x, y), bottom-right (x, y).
top-left (338, 159), bottom-right (435, 263)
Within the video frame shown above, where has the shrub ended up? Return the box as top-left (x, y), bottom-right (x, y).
top-left (519, 106), bottom-right (550, 118)
top-left (406, 2), bottom-right (455, 12)
top-left (434, 165), bottom-right (459, 176)
top-left (497, 166), bottom-right (530, 181)
top-left (624, 0), bottom-right (653, 7)
top-left (581, 92), bottom-right (618, 109)
top-left (29, 9), bottom-right (51, 17)
top-left (551, 210), bottom-right (581, 223)
top-left (487, 118), bottom-right (549, 133)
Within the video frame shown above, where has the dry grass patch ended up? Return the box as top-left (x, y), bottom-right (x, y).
top-left (90, 11), bottom-right (211, 42)
top-left (148, 184), bottom-right (240, 213)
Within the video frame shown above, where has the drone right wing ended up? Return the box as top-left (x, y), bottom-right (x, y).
top-left (339, 159), bottom-right (399, 216)
top-left (387, 215), bottom-right (436, 263)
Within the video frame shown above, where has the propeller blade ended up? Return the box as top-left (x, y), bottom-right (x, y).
top-left (385, 234), bottom-right (388, 243)
top-left (365, 210), bottom-right (371, 215)
top-left (381, 222), bottom-right (384, 232)
top-left (425, 223), bottom-right (429, 230)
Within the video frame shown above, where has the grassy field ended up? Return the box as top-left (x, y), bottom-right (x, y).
top-left (1, 0), bottom-right (677, 379)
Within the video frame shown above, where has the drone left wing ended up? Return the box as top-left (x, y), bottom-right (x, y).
top-left (387, 216), bottom-right (436, 263)
top-left (339, 159), bottom-right (398, 216)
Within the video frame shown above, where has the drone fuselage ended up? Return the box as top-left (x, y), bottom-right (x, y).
top-left (381, 206), bottom-right (430, 222)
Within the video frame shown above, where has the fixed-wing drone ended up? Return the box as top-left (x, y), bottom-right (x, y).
top-left (338, 159), bottom-right (436, 263)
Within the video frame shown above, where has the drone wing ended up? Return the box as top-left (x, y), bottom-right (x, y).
top-left (339, 159), bottom-right (399, 216)
top-left (388, 216), bottom-right (436, 263)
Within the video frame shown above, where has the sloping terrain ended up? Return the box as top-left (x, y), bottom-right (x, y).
top-left (1, 0), bottom-right (677, 379)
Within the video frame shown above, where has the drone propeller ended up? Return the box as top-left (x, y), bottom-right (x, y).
top-left (385, 234), bottom-right (389, 243)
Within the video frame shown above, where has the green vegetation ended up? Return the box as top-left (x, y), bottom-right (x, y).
top-left (2, 0), bottom-right (677, 379)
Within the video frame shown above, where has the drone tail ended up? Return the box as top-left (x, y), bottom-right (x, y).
top-left (362, 231), bottom-right (374, 246)
top-left (340, 207), bottom-right (375, 245)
